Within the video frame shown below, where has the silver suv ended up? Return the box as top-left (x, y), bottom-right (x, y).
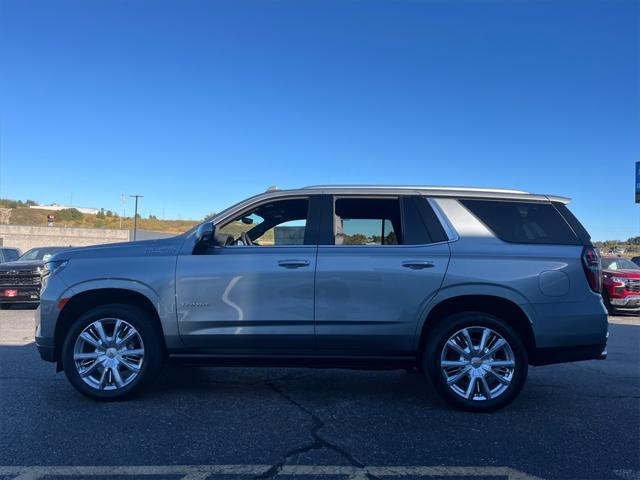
top-left (35, 186), bottom-right (608, 411)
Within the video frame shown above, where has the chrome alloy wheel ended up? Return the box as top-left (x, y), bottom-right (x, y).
top-left (439, 326), bottom-right (516, 401)
top-left (73, 318), bottom-right (145, 391)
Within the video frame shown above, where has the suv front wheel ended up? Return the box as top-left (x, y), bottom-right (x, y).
top-left (424, 312), bottom-right (528, 412)
top-left (61, 303), bottom-right (164, 400)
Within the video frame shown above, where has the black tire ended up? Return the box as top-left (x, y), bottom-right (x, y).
top-left (61, 303), bottom-right (164, 400)
top-left (423, 312), bottom-right (528, 412)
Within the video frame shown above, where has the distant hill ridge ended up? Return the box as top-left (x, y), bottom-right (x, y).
top-left (0, 198), bottom-right (198, 234)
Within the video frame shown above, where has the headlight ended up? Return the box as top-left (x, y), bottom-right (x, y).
top-left (610, 276), bottom-right (627, 286)
top-left (42, 260), bottom-right (68, 277)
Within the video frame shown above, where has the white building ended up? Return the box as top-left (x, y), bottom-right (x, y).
top-left (29, 204), bottom-right (101, 215)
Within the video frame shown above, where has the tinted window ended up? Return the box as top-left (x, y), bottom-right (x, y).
top-left (334, 198), bottom-right (401, 245)
top-left (552, 202), bottom-right (591, 245)
top-left (4, 249), bottom-right (19, 262)
top-left (460, 200), bottom-right (580, 245)
top-left (219, 198), bottom-right (309, 246)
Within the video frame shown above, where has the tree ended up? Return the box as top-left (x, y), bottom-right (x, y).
top-left (96, 209), bottom-right (106, 219)
top-left (56, 208), bottom-right (84, 222)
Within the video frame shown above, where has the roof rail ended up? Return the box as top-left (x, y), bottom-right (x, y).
top-left (302, 185), bottom-right (530, 194)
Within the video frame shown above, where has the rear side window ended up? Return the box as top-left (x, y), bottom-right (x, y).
top-left (460, 199), bottom-right (581, 245)
top-left (334, 198), bottom-right (401, 245)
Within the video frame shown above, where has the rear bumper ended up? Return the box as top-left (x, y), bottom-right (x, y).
top-left (530, 343), bottom-right (607, 366)
top-left (610, 295), bottom-right (640, 308)
top-left (531, 329), bottom-right (608, 366)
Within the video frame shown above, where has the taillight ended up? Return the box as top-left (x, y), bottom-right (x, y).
top-left (582, 246), bottom-right (602, 292)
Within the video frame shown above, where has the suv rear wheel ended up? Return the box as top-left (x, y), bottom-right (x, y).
top-left (61, 303), bottom-right (164, 400)
top-left (424, 312), bottom-right (528, 412)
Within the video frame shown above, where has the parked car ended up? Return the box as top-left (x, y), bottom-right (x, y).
top-left (35, 186), bottom-right (607, 411)
top-left (0, 246), bottom-right (70, 309)
top-left (631, 256), bottom-right (640, 267)
top-left (601, 256), bottom-right (640, 313)
top-left (0, 247), bottom-right (21, 264)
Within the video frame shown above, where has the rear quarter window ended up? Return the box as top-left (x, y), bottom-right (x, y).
top-left (460, 199), bottom-right (581, 245)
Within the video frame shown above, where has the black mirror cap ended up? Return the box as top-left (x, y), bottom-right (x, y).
top-left (196, 222), bottom-right (216, 244)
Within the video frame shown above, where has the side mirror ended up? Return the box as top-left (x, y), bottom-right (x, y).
top-left (196, 222), bottom-right (216, 245)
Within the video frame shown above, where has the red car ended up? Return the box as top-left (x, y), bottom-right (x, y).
top-left (601, 256), bottom-right (640, 313)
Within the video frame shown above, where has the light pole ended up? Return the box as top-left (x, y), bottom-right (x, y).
top-left (130, 195), bottom-right (143, 240)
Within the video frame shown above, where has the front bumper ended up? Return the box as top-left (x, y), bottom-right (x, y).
top-left (610, 295), bottom-right (640, 308)
top-left (0, 287), bottom-right (40, 304)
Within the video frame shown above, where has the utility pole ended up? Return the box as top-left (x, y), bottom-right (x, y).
top-left (120, 193), bottom-right (126, 229)
top-left (130, 195), bottom-right (143, 240)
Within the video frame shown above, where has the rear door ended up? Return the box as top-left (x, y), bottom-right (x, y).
top-left (314, 195), bottom-right (450, 355)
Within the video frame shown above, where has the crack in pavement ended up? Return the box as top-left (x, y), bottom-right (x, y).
top-left (256, 381), bottom-right (377, 480)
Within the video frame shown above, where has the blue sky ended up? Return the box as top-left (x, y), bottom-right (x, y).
top-left (0, 0), bottom-right (638, 240)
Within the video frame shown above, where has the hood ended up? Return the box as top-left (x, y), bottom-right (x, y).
top-left (603, 269), bottom-right (640, 279)
top-left (49, 234), bottom-right (186, 261)
top-left (0, 260), bottom-right (44, 270)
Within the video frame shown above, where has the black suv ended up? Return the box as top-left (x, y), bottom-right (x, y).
top-left (0, 246), bottom-right (69, 308)
top-left (0, 247), bottom-right (21, 264)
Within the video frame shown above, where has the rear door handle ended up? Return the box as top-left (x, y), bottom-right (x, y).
top-left (402, 260), bottom-right (435, 270)
top-left (278, 259), bottom-right (311, 269)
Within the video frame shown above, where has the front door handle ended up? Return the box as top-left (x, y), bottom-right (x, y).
top-left (402, 260), bottom-right (435, 270)
top-left (278, 259), bottom-right (310, 269)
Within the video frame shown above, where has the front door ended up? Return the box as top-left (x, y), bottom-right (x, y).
top-left (176, 197), bottom-right (317, 354)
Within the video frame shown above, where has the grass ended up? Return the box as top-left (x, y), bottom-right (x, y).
top-left (7, 207), bottom-right (199, 234)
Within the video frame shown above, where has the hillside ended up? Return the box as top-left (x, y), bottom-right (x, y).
top-left (1, 201), bottom-right (199, 234)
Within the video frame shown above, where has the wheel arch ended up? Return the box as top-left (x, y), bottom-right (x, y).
top-left (54, 287), bottom-right (167, 369)
top-left (417, 294), bottom-right (536, 361)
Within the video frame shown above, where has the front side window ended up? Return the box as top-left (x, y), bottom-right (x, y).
top-left (218, 198), bottom-right (309, 246)
top-left (334, 198), bottom-right (402, 246)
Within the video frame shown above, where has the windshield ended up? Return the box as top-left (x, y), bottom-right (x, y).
top-left (19, 248), bottom-right (64, 262)
top-left (601, 257), bottom-right (640, 271)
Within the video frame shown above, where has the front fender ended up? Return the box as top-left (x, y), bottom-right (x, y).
top-left (61, 278), bottom-right (161, 311)
top-left (50, 276), bottom-right (181, 349)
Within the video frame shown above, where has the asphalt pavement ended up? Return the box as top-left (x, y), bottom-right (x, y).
top-left (0, 308), bottom-right (638, 480)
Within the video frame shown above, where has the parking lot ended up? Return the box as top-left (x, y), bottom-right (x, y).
top-left (0, 308), bottom-right (638, 480)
